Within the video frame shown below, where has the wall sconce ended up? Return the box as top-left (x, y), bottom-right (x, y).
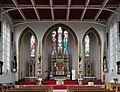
top-left (12, 67), bottom-right (16, 73)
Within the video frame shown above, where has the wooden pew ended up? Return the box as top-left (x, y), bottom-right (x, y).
top-left (68, 86), bottom-right (105, 91)
top-left (0, 85), bottom-right (3, 92)
top-left (73, 91), bottom-right (114, 92)
top-left (5, 86), bottom-right (52, 92)
top-left (67, 86), bottom-right (115, 92)
top-left (106, 83), bottom-right (118, 92)
top-left (15, 86), bottom-right (52, 92)
top-left (0, 85), bottom-right (15, 92)
top-left (68, 86), bottom-right (113, 92)
top-left (5, 90), bottom-right (46, 92)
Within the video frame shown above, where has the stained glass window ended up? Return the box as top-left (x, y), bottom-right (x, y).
top-left (58, 27), bottom-right (63, 52)
top-left (52, 31), bottom-right (57, 55)
top-left (52, 27), bottom-right (69, 56)
top-left (30, 35), bottom-right (35, 57)
top-left (63, 31), bottom-right (68, 55)
top-left (85, 35), bottom-right (90, 57)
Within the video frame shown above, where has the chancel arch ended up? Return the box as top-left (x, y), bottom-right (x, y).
top-left (18, 27), bottom-right (38, 80)
top-left (42, 23), bottom-right (78, 80)
top-left (82, 27), bottom-right (102, 80)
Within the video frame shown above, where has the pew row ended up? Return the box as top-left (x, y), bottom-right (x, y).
top-left (0, 85), bottom-right (15, 92)
top-left (5, 90), bottom-right (47, 92)
top-left (4, 86), bottom-right (52, 92)
top-left (67, 86), bottom-right (115, 92)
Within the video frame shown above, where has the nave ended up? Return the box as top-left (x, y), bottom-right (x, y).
top-left (0, 0), bottom-right (120, 92)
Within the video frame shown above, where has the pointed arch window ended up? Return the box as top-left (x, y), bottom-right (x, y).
top-left (85, 35), bottom-right (90, 57)
top-left (63, 31), bottom-right (68, 55)
top-left (30, 35), bottom-right (35, 57)
top-left (52, 27), bottom-right (69, 55)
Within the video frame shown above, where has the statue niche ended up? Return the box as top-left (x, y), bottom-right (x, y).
top-left (26, 60), bottom-right (35, 77)
top-left (85, 60), bottom-right (94, 77)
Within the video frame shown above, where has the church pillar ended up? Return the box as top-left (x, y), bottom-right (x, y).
top-left (98, 43), bottom-right (101, 79)
top-left (35, 43), bottom-right (38, 79)
top-left (82, 43), bottom-right (85, 77)
top-left (39, 41), bottom-right (43, 79)
top-left (18, 43), bottom-right (22, 79)
top-left (42, 42), bottom-right (45, 79)
top-left (78, 41), bottom-right (83, 79)
top-left (75, 43), bottom-right (78, 79)
top-left (0, 20), bottom-right (2, 62)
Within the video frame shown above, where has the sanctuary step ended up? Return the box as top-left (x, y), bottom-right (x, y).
top-left (82, 78), bottom-right (104, 85)
top-left (42, 80), bottom-right (79, 85)
top-left (43, 80), bottom-right (79, 90)
top-left (15, 78), bottom-right (37, 85)
top-left (15, 81), bottom-right (37, 85)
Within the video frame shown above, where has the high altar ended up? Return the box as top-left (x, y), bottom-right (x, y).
top-left (50, 51), bottom-right (70, 79)
top-left (50, 27), bottom-right (70, 79)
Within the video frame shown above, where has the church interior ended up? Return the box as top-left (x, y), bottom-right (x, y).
top-left (0, 0), bottom-right (120, 92)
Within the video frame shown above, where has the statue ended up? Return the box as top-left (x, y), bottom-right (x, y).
top-left (103, 56), bottom-right (107, 72)
top-left (79, 55), bottom-right (82, 62)
top-left (38, 54), bottom-right (41, 63)
top-left (38, 54), bottom-right (41, 70)
top-left (12, 55), bottom-right (17, 73)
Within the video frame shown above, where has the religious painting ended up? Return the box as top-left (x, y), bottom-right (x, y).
top-left (58, 63), bottom-right (62, 70)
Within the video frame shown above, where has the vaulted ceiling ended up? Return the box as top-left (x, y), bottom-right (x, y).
top-left (1, 0), bottom-right (120, 25)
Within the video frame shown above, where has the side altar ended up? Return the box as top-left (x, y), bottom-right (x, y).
top-left (50, 51), bottom-right (70, 79)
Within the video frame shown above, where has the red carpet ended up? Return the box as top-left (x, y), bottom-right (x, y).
top-left (16, 80), bottom-right (78, 89)
top-left (15, 80), bottom-right (105, 90)
top-left (42, 80), bottom-right (79, 85)
top-left (53, 85), bottom-right (67, 89)
top-left (42, 80), bottom-right (56, 85)
top-left (42, 80), bottom-right (79, 90)
top-left (16, 81), bottom-right (37, 85)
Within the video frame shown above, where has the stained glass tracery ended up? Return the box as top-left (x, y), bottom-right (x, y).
top-left (63, 31), bottom-right (68, 55)
top-left (58, 27), bottom-right (63, 52)
top-left (30, 35), bottom-right (35, 57)
top-left (52, 27), bottom-right (69, 56)
top-left (85, 35), bottom-right (90, 57)
top-left (52, 30), bottom-right (57, 55)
